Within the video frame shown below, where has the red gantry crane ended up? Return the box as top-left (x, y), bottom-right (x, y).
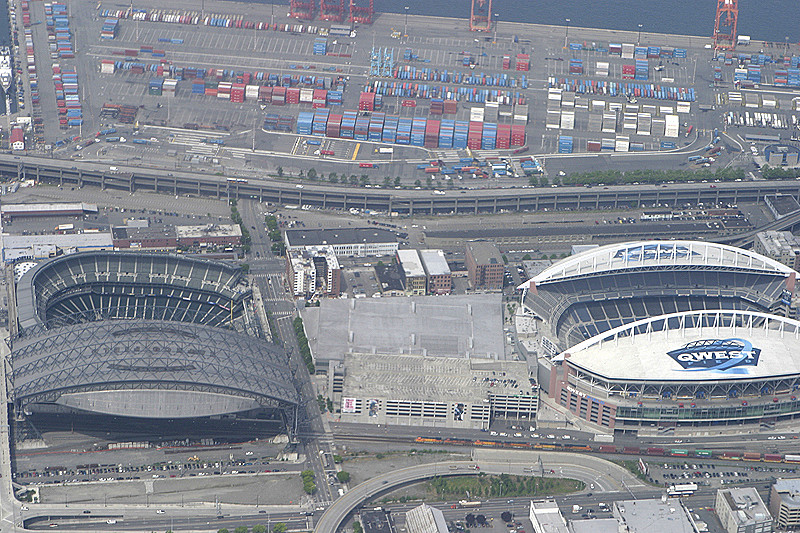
top-left (290, 0), bottom-right (315, 20)
top-left (320, 0), bottom-right (346, 22)
top-left (712, 0), bottom-right (738, 50)
top-left (349, 0), bottom-right (374, 24)
top-left (470, 0), bottom-right (492, 31)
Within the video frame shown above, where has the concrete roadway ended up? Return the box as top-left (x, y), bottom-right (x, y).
top-left (315, 452), bottom-right (647, 533)
top-left (0, 327), bottom-right (21, 533)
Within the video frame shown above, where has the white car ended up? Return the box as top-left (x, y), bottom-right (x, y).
top-left (546, 434), bottom-right (556, 439)
top-left (156, 510), bottom-right (166, 514)
top-left (106, 520), bottom-right (117, 525)
top-left (499, 432), bottom-right (508, 437)
top-left (490, 431), bottom-right (498, 436)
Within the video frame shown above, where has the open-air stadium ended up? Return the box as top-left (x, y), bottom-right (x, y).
top-left (10, 251), bottom-right (298, 434)
top-left (519, 241), bottom-right (797, 353)
top-left (551, 310), bottom-right (800, 434)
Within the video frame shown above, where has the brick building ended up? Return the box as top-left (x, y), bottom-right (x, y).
top-left (465, 241), bottom-right (504, 290)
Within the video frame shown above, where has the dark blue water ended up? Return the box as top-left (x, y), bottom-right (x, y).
top-left (373, 0), bottom-right (800, 44)
top-left (256, 0), bottom-right (799, 45)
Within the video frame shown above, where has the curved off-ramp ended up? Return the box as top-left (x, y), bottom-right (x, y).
top-left (315, 448), bottom-right (646, 533)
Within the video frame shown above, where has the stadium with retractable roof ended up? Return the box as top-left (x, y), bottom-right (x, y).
top-left (10, 251), bottom-right (299, 439)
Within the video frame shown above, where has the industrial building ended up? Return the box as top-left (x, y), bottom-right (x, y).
top-left (769, 479), bottom-right (800, 530)
top-left (337, 353), bottom-right (536, 429)
top-left (112, 224), bottom-right (243, 250)
top-left (2, 233), bottom-right (115, 262)
top-left (405, 504), bottom-right (448, 533)
top-left (465, 241), bottom-right (504, 290)
top-left (0, 202), bottom-right (98, 220)
top-left (397, 249), bottom-right (427, 295)
top-left (284, 227), bottom-right (398, 257)
top-left (715, 487), bottom-right (772, 533)
top-left (287, 245), bottom-right (341, 297)
top-left (610, 499), bottom-right (696, 533)
top-left (550, 310), bottom-right (800, 433)
top-left (752, 230), bottom-right (800, 271)
top-left (10, 127), bottom-right (25, 151)
top-left (301, 293), bottom-right (505, 368)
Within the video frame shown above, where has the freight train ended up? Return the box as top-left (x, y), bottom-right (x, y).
top-left (413, 436), bottom-right (800, 464)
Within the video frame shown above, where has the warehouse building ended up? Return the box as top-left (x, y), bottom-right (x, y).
top-left (112, 226), bottom-right (177, 251)
top-left (2, 233), bottom-right (114, 262)
top-left (529, 501), bottom-right (568, 533)
top-left (284, 227), bottom-right (398, 257)
top-left (1, 202), bottom-right (98, 220)
top-left (715, 487), bottom-right (772, 533)
top-left (465, 241), bottom-right (504, 290)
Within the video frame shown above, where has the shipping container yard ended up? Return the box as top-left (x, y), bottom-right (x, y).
top-left (6, 0), bottom-right (800, 185)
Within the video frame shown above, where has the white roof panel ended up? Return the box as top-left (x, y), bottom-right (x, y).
top-left (562, 310), bottom-right (800, 382)
top-left (520, 240), bottom-right (795, 287)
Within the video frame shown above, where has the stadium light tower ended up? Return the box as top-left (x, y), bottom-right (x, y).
top-left (712, 0), bottom-right (738, 50)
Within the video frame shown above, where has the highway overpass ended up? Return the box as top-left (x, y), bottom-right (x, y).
top-left (315, 450), bottom-right (646, 533)
top-left (2, 154), bottom-right (800, 216)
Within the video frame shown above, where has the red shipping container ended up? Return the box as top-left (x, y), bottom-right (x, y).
top-left (286, 87), bottom-right (300, 104)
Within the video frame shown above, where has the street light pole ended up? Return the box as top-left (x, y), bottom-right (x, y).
top-left (637, 24), bottom-right (643, 45)
top-left (493, 13), bottom-right (499, 43)
top-left (564, 18), bottom-right (570, 49)
top-left (403, 6), bottom-right (409, 38)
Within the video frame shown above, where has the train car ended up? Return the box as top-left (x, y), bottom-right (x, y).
top-left (670, 449), bottom-right (689, 457)
top-left (647, 447), bottom-right (666, 456)
top-left (722, 451), bottom-right (743, 460)
top-left (415, 437), bottom-right (441, 444)
top-left (566, 445), bottom-right (592, 452)
top-left (622, 447), bottom-right (640, 455)
top-left (443, 438), bottom-right (472, 446)
top-left (742, 452), bottom-right (762, 461)
top-left (694, 449), bottom-right (713, 458)
top-left (598, 445), bottom-right (617, 453)
top-left (764, 453), bottom-right (783, 463)
top-left (785, 454), bottom-right (800, 464)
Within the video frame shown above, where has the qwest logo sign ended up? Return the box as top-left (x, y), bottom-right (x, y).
top-left (667, 338), bottom-right (761, 372)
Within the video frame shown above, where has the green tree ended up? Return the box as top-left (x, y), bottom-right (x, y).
top-left (240, 263), bottom-right (250, 274)
top-left (327, 397), bottom-right (334, 412)
top-left (328, 171), bottom-right (337, 181)
top-left (253, 526), bottom-right (267, 533)
top-left (394, 177), bottom-right (401, 187)
top-left (522, 254), bottom-right (532, 261)
top-left (337, 471), bottom-right (351, 483)
top-left (425, 176), bottom-right (433, 189)
top-left (218, 529), bottom-right (229, 533)
top-left (276, 167), bottom-right (283, 177)
top-left (265, 215), bottom-right (278, 231)
top-left (271, 242), bottom-right (286, 255)
top-left (360, 176), bottom-right (370, 186)
top-left (303, 480), bottom-right (317, 494)
top-left (353, 522), bottom-right (363, 533)
top-left (349, 175), bottom-right (359, 186)
top-left (414, 179), bottom-right (422, 187)
top-left (333, 454), bottom-right (343, 463)
top-left (307, 168), bottom-right (317, 180)
top-left (383, 176), bottom-right (392, 187)
top-left (234, 527), bottom-right (248, 533)
top-left (273, 523), bottom-right (287, 533)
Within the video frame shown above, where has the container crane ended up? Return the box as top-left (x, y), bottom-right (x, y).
top-left (712, 0), bottom-right (738, 50)
top-left (470, 0), bottom-right (492, 31)
top-left (320, 0), bottom-right (346, 22)
top-left (289, 0), bottom-right (315, 20)
top-left (349, 0), bottom-right (374, 24)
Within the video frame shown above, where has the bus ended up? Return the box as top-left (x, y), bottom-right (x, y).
top-left (667, 483), bottom-right (697, 498)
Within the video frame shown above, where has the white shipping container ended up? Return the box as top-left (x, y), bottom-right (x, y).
top-left (560, 110), bottom-right (575, 130)
top-left (470, 107), bottom-right (485, 122)
top-left (246, 85), bottom-right (260, 99)
top-left (299, 88), bottom-right (314, 102)
top-left (615, 135), bottom-right (630, 152)
top-left (676, 102), bottom-right (691, 114)
top-left (665, 114), bottom-right (680, 138)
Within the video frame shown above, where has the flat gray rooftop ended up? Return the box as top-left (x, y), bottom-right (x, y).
top-left (341, 353), bottom-right (532, 403)
top-left (302, 294), bottom-right (505, 362)
top-left (613, 499), bottom-right (694, 533)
